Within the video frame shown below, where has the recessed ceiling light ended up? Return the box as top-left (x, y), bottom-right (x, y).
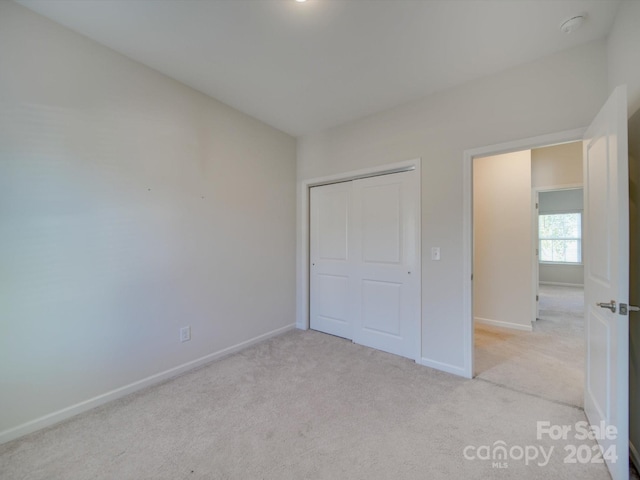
top-left (296, 0), bottom-right (307, 3)
top-left (560, 14), bottom-right (586, 34)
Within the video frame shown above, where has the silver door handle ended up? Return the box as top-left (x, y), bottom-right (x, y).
top-left (597, 300), bottom-right (616, 313)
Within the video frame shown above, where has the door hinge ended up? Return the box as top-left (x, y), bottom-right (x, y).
top-left (536, 202), bottom-right (538, 209)
top-left (536, 248), bottom-right (538, 256)
top-left (536, 295), bottom-right (539, 301)
top-left (619, 303), bottom-right (640, 315)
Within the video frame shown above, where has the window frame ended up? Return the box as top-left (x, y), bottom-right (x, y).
top-left (538, 209), bottom-right (583, 265)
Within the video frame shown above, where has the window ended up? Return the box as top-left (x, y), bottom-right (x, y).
top-left (539, 212), bottom-right (582, 263)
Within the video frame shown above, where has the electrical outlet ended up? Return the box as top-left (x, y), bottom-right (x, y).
top-left (180, 326), bottom-right (191, 343)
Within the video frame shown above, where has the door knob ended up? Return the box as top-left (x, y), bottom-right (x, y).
top-left (597, 300), bottom-right (616, 313)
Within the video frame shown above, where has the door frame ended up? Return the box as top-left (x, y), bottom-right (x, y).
top-left (462, 128), bottom-right (585, 378)
top-left (297, 158), bottom-right (422, 361)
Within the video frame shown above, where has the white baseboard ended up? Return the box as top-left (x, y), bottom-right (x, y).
top-left (0, 323), bottom-right (296, 445)
top-left (539, 281), bottom-right (584, 288)
top-left (631, 440), bottom-right (640, 473)
top-left (474, 316), bottom-right (533, 332)
top-left (296, 322), bottom-right (309, 331)
top-left (418, 357), bottom-right (468, 378)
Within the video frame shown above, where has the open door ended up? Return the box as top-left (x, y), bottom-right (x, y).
top-left (583, 85), bottom-right (629, 480)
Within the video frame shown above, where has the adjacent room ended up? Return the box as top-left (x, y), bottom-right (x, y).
top-left (2, 1), bottom-right (640, 479)
top-left (473, 142), bottom-right (586, 408)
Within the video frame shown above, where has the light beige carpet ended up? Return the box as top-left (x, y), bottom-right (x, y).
top-left (0, 327), bottom-right (614, 479)
top-left (475, 284), bottom-right (585, 408)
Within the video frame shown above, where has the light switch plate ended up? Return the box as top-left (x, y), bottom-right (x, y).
top-left (180, 326), bottom-right (191, 342)
top-left (431, 247), bottom-right (441, 261)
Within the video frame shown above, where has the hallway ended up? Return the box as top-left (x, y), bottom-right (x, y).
top-left (475, 284), bottom-right (584, 407)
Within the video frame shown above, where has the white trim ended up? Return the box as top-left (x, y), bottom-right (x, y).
top-left (297, 158), bottom-right (422, 361)
top-left (539, 281), bottom-right (584, 288)
top-left (539, 262), bottom-right (584, 266)
top-left (302, 160), bottom-right (418, 189)
top-left (463, 128), bottom-right (586, 379)
top-left (538, 210), bottom-right (584, 215)
top-left (630, 440), bottom-right (640, 473)
top-left (418, 357), bottom-right (468, 377)
top-left (532, 189), bottom-right (539, 322)
top-left (475, 317), bottom-right (534, 332)
top-left (0, 323), bottom-right (296, 445)
top-left (307, 165), bottom-right (416, 187)
top-left (534, 183), bottom-right (584, 193)
top-left (462, 150), bottom-right (473, 379)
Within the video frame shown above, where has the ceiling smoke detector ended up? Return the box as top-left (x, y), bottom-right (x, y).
top-left (560, 14), bottom-right (586, 34)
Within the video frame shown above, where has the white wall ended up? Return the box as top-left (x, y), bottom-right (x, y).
top-left (0, 1), bottom-right (296, 441)
top-left (539, 263), bottom-right (584, 287)
top-left (473, 151), bottom-right (533, 330)
top-left (531, 142), bottom-right (584, 286)
top-left (297, 40), bottom-right (608, 375)
top-left (531, 142), bottom-right (583, 188)
top-left (608, 0), bottom-right (640, 118)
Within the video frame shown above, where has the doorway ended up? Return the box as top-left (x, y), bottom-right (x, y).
top-left (464, 88), bottom-right (630, 480)
top-left (471, 140), bottom-right (586, 407)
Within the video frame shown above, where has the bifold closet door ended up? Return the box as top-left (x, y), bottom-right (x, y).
top-left (309, 181), bottom-right (354, 339)
top-left (310, 170), bottom-right (420, 360)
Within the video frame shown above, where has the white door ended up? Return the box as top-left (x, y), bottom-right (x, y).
top-left (583, 85), bottom-right (629, 480)
top-left (309, 170), bottom-right (421, 360)
top-left (310, 181), bottom-right (354, 339)
top-left (351, 172), bottom-right (421, 359)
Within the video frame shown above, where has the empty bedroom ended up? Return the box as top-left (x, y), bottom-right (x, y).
top-left (2, 1), bottom-right (640, 479)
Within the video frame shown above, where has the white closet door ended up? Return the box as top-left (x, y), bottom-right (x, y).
top-left (352, 171), bottom-right (420, 360)
top-left (310, 182), bottom-right (354, 339)
top-left (309, 170), bottom-right (420, 360)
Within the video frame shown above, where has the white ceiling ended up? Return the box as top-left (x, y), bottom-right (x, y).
top-left (15, 0), bottom-right (621, 137)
